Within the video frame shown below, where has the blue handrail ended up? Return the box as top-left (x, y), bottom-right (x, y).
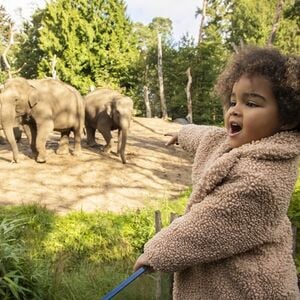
top-left (101, 267), bottom-right (147, 300)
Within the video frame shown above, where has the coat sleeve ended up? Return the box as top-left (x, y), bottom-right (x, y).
top-left (143, 172), bottom-right (285, 273)
top-left (178, 124), bottom-right (227, 155)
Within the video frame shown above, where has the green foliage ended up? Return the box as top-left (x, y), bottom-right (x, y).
top-left (0, 217), bottom-right (47, 299)
top-left (274, 0), bottom-right (300, 54)
top-left (17, 9), bottom-right (46, 79)
top-left (38, 0), bottom-right (139, 93)
top-left (41, 210), bottom-right (153, 264)
top-left (228, 0), bottom-right (278, 46)
top-left (0, 193), bottom-right (188, 299)
top-left (288, 169), bottom-right (300, 272)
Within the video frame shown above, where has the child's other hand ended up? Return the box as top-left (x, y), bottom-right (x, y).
top-left (164, 132), bottom-right (179, 146)
top-left (133, 253), bottom-right (154, 273)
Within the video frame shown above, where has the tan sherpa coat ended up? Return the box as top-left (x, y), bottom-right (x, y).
top-left (143, 125), bottom-right (300, 300)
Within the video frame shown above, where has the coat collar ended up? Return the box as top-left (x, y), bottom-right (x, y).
top-left (231, 130), bottom-right (300, 160)
top-left (186, 130), bottom-right (300, 211)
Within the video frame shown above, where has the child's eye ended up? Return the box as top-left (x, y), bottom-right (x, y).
top-left (229, 100), bottom-right (236, 107)
top-left (247, 101), bottom-right (258, 107)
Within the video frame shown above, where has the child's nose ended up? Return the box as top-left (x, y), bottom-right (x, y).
top-left (229, 105), bottom-right (242, 116)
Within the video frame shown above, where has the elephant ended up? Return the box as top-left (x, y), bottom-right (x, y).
top-left (0, 77), bottom-right (85, 163)
top-left (84, 88), bottom-right (133, 164)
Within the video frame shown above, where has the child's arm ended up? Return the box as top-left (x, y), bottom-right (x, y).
top-left (173, 124), bottom-right (226, 155)
top-left (140, 170), bottom-right (289, 273)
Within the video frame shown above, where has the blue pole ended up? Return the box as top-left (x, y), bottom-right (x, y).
top-left (101, 267), bottom-right (147, 300)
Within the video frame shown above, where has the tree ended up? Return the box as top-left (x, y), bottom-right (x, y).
top-left (185, 67), bottom-right (193, 123)
top-left (132, 22), bottom-right (155, 117)
top-left (267, 0), bottom-right (285, 46)
top-left (196, 0), bottom-right (208, 45)
top-left (157, 32), bottom-right (168, 120)
top-left (131, 17), bottom-right (173, 118)
top-left (149, 17), bottom-right (172, 119)
top-left (20, 0), bottom-right (139, 93)
top-left (0, 6), bottom-right (14, 81)
top-left (273, 0), bottom-right (299, 53)
top-left (17, 9), bottom-right (45, 79)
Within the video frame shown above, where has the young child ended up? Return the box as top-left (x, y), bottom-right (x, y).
top-left (134, 46), bottom-right (300, 299)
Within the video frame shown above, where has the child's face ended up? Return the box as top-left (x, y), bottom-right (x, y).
top-left (224, 75), bottom-right (281, 148)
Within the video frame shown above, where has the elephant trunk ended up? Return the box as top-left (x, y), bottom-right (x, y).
top-left (119, 117), bottom-right (130, 164)
top-left (1, 103), bottom-right (19, 162)
top-left (120, 128), bottom-right (127, 164)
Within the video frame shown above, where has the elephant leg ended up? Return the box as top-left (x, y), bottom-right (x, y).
top-left (13, 127), bottom-right (22, 143)
top-left (28, 122), bottom-right (38, 157)
top-left (73, 128), bottom-right (81, 156)
top-left (57, 130), bottom-right (70, 155)
top-left (23, 124), bottom-right (32, 145)
top-left (86, 125), bottom-right (97, 147)
top-left (35, 121), bottom-right (53, 163)
top-left (0, 130), bottom-right (6, 145)
top-left (99, 128), bottom-right (112, 152)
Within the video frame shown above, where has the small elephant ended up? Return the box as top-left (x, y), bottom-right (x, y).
top-left (0, 77), bottom-right (85, 163)
top-left (84, 88), bottom-right (133, 164)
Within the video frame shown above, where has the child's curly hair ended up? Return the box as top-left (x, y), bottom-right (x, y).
top-left (215, 46), bottom-right (300, 131)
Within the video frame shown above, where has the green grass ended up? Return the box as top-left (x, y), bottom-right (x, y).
top-left (0, 189), bottom-right (189, 299)
top-left (288, 169), bottom-right (300, 273)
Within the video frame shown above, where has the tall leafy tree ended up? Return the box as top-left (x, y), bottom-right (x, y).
top-left (274, 0), bottom-right (299, 53)
top-left (131, 17), bottom-right (173, 118)
top-left (17, 9), bottom-right (45, 79)
top-left (27, 0), bottom-right (139, 93)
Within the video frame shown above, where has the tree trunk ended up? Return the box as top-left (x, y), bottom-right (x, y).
top-left (1, 23), bottom-right (15, 79)
top-left (143, 64), bottom-right (152, 118)
top-left (51, 54), bottom-right (58, 79)
top-left (197, 0), bottom-right (207, 45)
top-left (143, 85), bottom-right (152, 118)
top-left (267, 0), bottom-right (285, 46)
top-left (185, 67), bottom-right (193, 123)
top-left (157, 32), bottom-right (168, 120)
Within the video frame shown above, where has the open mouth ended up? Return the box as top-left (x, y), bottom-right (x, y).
top-left (229, 122), bottom-right (242, 135)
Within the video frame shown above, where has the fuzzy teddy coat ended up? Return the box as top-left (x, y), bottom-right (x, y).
top-left (143, 125), bottom-right (300, 299)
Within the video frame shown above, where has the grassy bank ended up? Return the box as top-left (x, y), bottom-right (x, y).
top-left (0, 189), bottom-right (189, 299)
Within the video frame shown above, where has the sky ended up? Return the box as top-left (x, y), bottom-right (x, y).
top-left (1, 0), bottom-right (201, 42)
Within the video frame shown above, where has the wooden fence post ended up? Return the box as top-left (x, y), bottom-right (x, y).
top-left (155, 210), bottom-right (162, 300)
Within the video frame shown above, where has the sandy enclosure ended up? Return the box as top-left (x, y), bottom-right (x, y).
top-left (0, 117), bottom-right (193, 214)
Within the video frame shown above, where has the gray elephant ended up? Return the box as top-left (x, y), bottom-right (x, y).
top-left (84, 88), bottom-right (133, 164)
top-left (0, 77), bottom-right (85, 163)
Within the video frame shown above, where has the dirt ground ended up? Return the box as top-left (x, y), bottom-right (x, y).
top-left (0, 117), bottom-right (193, 214)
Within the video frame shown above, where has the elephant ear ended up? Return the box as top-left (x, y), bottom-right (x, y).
top-left (27, 85), bottom-right (40, 109)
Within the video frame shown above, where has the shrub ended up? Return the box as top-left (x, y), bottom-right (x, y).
top-left (0, 218), bottom-right (46, 299)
